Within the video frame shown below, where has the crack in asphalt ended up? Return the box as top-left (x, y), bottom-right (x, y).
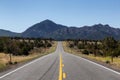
top-left (39, 55), bottom-right (58, 80)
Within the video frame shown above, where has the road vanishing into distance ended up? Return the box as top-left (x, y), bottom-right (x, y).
top-left (0, 42), bottom-right (120, 80)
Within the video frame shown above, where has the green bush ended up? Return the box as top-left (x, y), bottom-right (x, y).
top-left (14, 61), bottom-right (18, 64)
top-left (82, 50), bottom-right (89, 55)
top-left (77, 44), bottom-right (84, 49)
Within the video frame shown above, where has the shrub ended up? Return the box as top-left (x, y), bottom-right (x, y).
top-left (8, 61), bottom-right (13, 65)
top-left (21, 47), bottom-right (29, 56)
top-left (14, 61), bottom-right (18, 64)
top-left (69, 44), bottom-right (74, 48)
top-left (47, 43), bottom-right (52, 47)
top-left (82, 50), bottom-right (89, 55)
top-left (105, 60), bottom-right (110, 64)
top-left (77, 44), bottom-right (84, 49)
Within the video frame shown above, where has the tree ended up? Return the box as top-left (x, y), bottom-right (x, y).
top-left (21, 47), bottom-right (29, 56)
top-left (92, 41), bottom-right (99, 56)
top-left (102, 37), bottom-right (117, 62)
top-left (0, 39), bottom-right (4, 52)
top-left (4, 39), bottom-right (14, 63)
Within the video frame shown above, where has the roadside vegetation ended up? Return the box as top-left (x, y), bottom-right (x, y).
top-left (63, 37), bottom-right (120, 69)
top-left (0, 37), bottom-right (57, 71)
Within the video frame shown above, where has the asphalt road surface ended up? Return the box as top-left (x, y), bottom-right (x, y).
top-left (0, 42), bottom-right (120, 80)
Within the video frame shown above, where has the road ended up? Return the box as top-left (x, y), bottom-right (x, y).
top-left (0, 42), bottom-right (120, 80)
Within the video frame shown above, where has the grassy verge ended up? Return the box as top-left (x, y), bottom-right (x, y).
top-left (0, 41), bottom-right (57, 71)
top-left (63, 41), bottom-right (120, 69)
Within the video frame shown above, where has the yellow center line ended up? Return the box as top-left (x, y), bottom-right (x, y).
top-left (58, 54), bottom-right (63, 80)
top-left (62, 64), bottom-right (64, 67)
top-left (63, 73), bottom-right (66, 79)
top-left (58, 54), bottom-right (67, 80)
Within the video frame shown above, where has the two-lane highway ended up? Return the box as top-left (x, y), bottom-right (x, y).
top-left (0, 42), bottom-right (120, 80)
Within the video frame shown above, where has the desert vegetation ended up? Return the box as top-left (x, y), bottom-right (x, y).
top-left (0, 37), bottom-right (56, 71)
top-left (63, 37), bottom-right (120, 68)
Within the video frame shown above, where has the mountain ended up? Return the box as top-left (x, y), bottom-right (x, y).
top-left (47, 24), bottom-right (120, 40)
top-left (0, 29), bottom-right (20, 37)
top-left (22, 19), bottom-right (67, 38)
top-left (1, 19), bottom-right (120, 40)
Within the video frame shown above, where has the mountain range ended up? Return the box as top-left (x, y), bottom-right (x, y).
top-left (0, 19), bottom-right (120, 40)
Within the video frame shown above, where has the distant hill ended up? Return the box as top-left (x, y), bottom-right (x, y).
top-left (0, 29), bottom-right (20, 37)
top-left (46, 24), bottom-right (120, 40)
top-left (22, 19), bottom-right (67, 38)
top-left (0, 19), bottom-right (120, 40)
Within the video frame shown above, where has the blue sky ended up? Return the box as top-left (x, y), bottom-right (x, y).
top-left (0, 0), bottom-right (120, 32)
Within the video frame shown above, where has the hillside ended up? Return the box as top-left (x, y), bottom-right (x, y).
top-left (0, 29), bottom-right (20, 37)
top-left (0, 20), bottom-right (120, 40)
top-left (22, 19), bottom-right (67, 38)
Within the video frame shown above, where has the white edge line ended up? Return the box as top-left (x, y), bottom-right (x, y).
top-left (0, 53), bottom-right (52, 79)
top-left (68, 53), bottom-right (120, 75)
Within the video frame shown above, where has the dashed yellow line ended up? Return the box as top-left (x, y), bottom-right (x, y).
top-left (63, 73), bottom-right (66, 79)
top-left (58, 54), bottom-right (63, 80)
top-left (62, 64), bottom-right (64, 67)
top-left (58, 54), bottom-right (66, 80)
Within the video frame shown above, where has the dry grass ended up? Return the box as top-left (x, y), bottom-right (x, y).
top-left (0, 41), bottom-right (57, 70)
top-left (84, 54), bottom-right (120, 68)
top-left (0, 53), bottom-right (39, 64)
top-left (63, 41), bottom-right (120, 69)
